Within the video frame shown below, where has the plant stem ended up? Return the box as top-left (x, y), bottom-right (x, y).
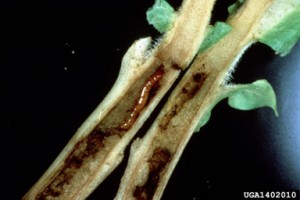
top-left (115, 0), bottom-right (273, 199)
top-left (22, 0), bottom-right (215, 199)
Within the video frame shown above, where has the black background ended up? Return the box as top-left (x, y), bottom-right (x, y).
top-left (1, 0), bottom-right (299, 199)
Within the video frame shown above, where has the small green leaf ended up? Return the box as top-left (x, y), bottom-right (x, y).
top-left (146, 0), bottom-right (175, 33)
top-left (227, 80), bottom-right (278, 116)
top-left (259, 8), bottom-right (300, 56)
top-left (198, 22), bottom-right (232, 53)
top-left (194, 111), bottom-right (211, 132)
top-left (193, 80), bottom-right (278, 133)
top-left (228, 0), bottom-right (245, 15)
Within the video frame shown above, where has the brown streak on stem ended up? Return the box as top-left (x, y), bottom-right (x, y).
top-left (133, 148), bottom-right (171, 200)
top-left (171, 63), bottom-right (181, 70)
top-left (159, 72), bottom-right (208, 130)
top-left (36, 129), bottom-right (112, 200)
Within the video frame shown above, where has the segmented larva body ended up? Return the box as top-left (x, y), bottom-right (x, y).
top-left (120, 66), bottom-right (164, 130)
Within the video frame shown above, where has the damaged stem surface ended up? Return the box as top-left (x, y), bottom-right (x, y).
top-left (115, 0), bottom-right (274, 199)
top-left (23, 0), bottom-right (215, 199)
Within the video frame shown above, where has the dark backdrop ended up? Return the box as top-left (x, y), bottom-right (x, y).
top-left (1, 0), bottom-right (299, 199)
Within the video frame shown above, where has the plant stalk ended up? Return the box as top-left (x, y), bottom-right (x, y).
top-left (23, 0), bottom-right (215, 199)
top-left (115, 0), bottom-right (273, 199)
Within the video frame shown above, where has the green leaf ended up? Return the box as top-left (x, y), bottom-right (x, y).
top-left (228, 0), bottom-right (245, 15)
top-left (198, 22), bottom-right (232, 53)
top-left (194, 111), bottom-right (211, 132)
top-left (194, 80), bottom-right (278, 133)
top-left (259, 8), bottom-right (300, 56)
top-left (146, 0), bottom-right (175, 33)
top-left (227, 80), bottom-right (278, 116)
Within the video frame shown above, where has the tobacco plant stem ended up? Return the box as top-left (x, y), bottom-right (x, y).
top-left (23, 0), bottom-right (215, 199)
top-left (115, 0), bottom-right (273, 199)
